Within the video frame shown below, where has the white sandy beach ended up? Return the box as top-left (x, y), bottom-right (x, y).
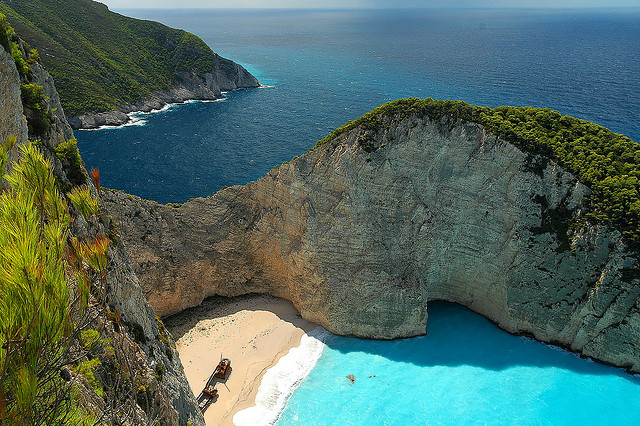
top-left (164, 294), bottom-right (316, 425)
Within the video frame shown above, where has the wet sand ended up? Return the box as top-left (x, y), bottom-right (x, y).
top-left (164, 294), bottom-right (315, 425)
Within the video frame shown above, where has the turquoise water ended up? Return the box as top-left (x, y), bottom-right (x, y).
top-left (278, 303), bottom-right (640, 425)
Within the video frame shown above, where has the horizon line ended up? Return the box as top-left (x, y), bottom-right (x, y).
top-left (109, 6), bottom-right (640, 10)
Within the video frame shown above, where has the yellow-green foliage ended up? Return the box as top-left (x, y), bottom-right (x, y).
top-left (80, 329), bottom-right (101, 353)
top-left (20, 83), bottom-right (51, 136)
top-left (75, 358), bottom-right (103, 397)
top-left (27, 47), bottom-right (40, 64)
top-left (54, 139), bottom-right (85, 186)
top-left (0, 143), bottom-right (76, 423)
top-left (0, 136), bottom-right (17, 183)
top-left (10, 40), bottom-right (31, 78)
top-left (0, 143), bottom-right (116, 423)
top-left (0, 12), bottom-right (12, 52)
top-left (74, 236), bottom-right (109, 273)
top-left (68, 185), bottom-right (99, 219)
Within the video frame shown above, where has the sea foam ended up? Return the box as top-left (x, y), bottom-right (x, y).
top-left (81, 98), bottom-right (228, 131)
top-left (233, 327), bottom-right (330, 426)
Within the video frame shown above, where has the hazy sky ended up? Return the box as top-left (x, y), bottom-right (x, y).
top-left (99, 0), bottom-right (640, 9)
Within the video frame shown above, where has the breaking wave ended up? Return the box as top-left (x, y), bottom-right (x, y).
top-left (233, 327), bottom-right (331, 426)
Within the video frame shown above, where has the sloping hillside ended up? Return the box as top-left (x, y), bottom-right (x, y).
top-left (0, 0), bottom-right (258, 124)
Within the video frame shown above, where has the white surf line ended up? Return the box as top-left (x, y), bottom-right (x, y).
top-left (81, 83), bottom-right (273, 131)
top-left (233, 327), bottom-right (331, 426)
top-left (80, 97), bottom-right (228, 131)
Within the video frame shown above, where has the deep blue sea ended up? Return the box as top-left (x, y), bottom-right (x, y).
top-left (76, 8), bottom-right (640, 204)
top-left (75, 8), bottom-right (640, 424)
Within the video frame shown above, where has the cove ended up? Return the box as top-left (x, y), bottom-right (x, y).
top-left (277, 302), bottom-right (640, 425)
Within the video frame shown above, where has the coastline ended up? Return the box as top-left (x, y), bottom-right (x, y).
top-left (68, 92), bottom-right (224, 130)
top-left (233, 327), bottom-right (330, 426)
top-left (69, 85), bottom-right (273, 131)
top-left (77, 98), bottom-right (227, 131)
top-left (163, 294), bottom-right (318, 426)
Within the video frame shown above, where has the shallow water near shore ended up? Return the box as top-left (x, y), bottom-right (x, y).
top-left (276, 302), bottom-right (640, 425)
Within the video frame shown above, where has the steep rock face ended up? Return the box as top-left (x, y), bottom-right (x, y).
top-left (104, 113), bottom-right (640, 372)
top-left (0, 39), bottom-right (204, 425)
top-left (210, 54), bottom-right (260, 90)
top-left (0, 44), bottom-right (27, 168)
top-left (31, 63), bottom-right (74, 145)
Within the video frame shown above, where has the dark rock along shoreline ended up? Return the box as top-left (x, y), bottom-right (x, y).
top-left (67, 55), bottom-right (259, 129)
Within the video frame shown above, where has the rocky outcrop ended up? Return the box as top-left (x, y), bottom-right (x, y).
top-left (0, 43), bottom-right (28, 170)
top-left (0, 36), bottom-right (204, 425)
top-left (104, 112), bottom-right (640, 373)
top-left (66, 55), bottom-right (258, 130)
top-left (30, 61), bottom-right (74, 145)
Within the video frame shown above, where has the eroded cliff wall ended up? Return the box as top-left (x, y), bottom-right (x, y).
top-left (104, 111), bottom-right (640, 373)
top-left (0, 42), bottom-right (27, 168)
top-left (0, 36), bottom-right (204, 425)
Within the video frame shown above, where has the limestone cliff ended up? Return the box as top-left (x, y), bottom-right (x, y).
top-left (104, 108), bottom-right (640, 373)
top-left (0, 31), bottom-right (204, 425)
top-left (0, 39), bottom-right (27, 170)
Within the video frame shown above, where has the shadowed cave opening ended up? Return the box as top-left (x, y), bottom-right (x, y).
top-left (322, 301), bottom-right (640, 382)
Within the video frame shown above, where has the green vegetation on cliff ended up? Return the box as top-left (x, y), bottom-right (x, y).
top-left (2, 12), bottom-right (55, 141)
top-left (1, 141), bottom-right (163, 424)
top-left (317, 98), bottom-right (640, 250)
top-left (0, 0), bottom-right (224, 115)
top-left (0, 143), bottom-right (95, 423)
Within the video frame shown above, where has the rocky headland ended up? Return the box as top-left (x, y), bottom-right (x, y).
top-left (0, 0), bottom-right (260, 130)
top-left (3, 3), bottom-right (640, 422)
top-left (104, 101), bottom-right (640, 373)
top-left (66, 57), bottom-right (259, 130)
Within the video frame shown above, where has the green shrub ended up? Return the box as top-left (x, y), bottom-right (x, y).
top-left (20, 83), bottom-right (46, 110)
top-left (54, 139), bottom-right (86, 186)
top-left (11, 42), bottom-right (31, 78)
top-left (68, 185), bottom-right (99, 219)
top-left (20, 83), bottom-right (51, 136)
top-left (27, 47), bottom-right (40, 64)
top-left (0, 135), bottom-right (17, 183)
top-left (0, 143), bottom-right (118, 422)
top-left (76, 358), bottom-right (103, 397)
top-left (0, 12), bottom-right (11, 52)
top-left (0, 143), bottom-right (79, 423)
top-left (80, 329), bottom-right (105, 357)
